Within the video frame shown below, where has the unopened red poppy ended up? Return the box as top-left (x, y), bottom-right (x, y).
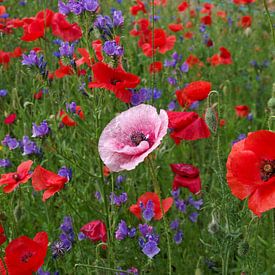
top-left (54, 61), bottom-right (74, 78)
top-left (4, 113), bottom-right (16, 124)
top-left (149, 61), bottom-right (163, 74)
top-left (32, 166), bottom-right (68, 201)
top-left (170, 163), bottom-right (201, 194)
top-left (0, 160), bottom-right (33, 193)
top-left (88, 62), bottom-right (140, 103)
top-left (0, 225), bottom-right (6, 246)
top-left (3, 231), bottom-right (48, 275)
top-left (226, 130), bottom-right (275, 216)
top-left (80, 220), bottom-right (107, 243)
top-left (167, 111), bottom-right (211, 144)
top-left (176, 81), bottom-right (212, 107)
top-left (235, 105), bottom-right (250, 117)
top-left (130, 192), bottom-right (173, 220)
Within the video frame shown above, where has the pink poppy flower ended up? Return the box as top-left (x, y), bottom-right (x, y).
top-left (98, 104), bottom-right (168, 172)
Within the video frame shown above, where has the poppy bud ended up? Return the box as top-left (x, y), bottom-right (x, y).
top-left (205, 107), bottom-right (218, 133)
top-left (195, 268), bottom-right (203, 275)
top-left (14, 203), bottom-right (23, 223)
top-left (208, 214), bottom-right (219, 234)
top-left (267, 83), bottom-right (275, 114)
top-left (237, 240), bottom-right (249, 257)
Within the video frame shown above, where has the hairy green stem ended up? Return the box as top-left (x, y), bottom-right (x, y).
top-left (75, 264), bottom-right (132, 274)
top-left (263, 0), bottom-right (275, 47)
top-left (148, 157), bottom-right (172, 275)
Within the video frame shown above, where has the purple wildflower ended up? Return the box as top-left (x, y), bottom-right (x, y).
top-left (83, 0), bottom-right (99, 12)
top-left (142, 241), bottom-right (160, 259)
top-left (103, 40), bottom-right (124, 56)
top-left (188, 196), bottom-right (203, 210)
top-left (189, 212), bottom-right (199, 223)
top-left (115, 220), bottom-right (128, 240)
top-left (22, 50), bottom-right (39, 66)
top-left (174, 230), bottom-right (183, 245)
top-left (32, 120), bottom-right (50, 138)
top-left (0, 89), bottom-right (7, 97)
top-left (170, 219), bottom-right (180, 230)
top-left (142, 200), bottom-right (155, 222)
top-left (2, 135), bottom-right (19, 150)
top-left (58, 166), bottom-right (72, 181)
top-left (0, 159), bottom-right (12, 168)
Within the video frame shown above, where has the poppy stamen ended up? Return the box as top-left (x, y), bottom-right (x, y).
top-left (21, 251), bottom-right (33, 263)
top-left (12, 174), bottom-right (20, 181)
top-left (261, 160), bottom-right (275, 182)
top-left (130, 132), bottom-right (148, 146)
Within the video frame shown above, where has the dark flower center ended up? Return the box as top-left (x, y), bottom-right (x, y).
top-left (12, 174), bottom-right (20, 181)
top-left (21, 251), bottom-right (33, 263)
top-left (130, 132), bottom-right (148, 146)
top-left (110, 79), bottom-right (121, 85)
top-left (260, 160), bottom-right (275, 182)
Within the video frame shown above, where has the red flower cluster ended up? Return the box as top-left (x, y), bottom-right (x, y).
top-left (1, 232), bottom-right (48, 275)
top-left (130, 0), bottom-right (147, 16)
top-left (130, 19), bottom-right (176, 57)
top-left (170, 163), bottom-right (201, 194)
top-left (0, 47), bottom-right (24, 68)
top-left (7, 9), bottom-right (82, 42)
top-left (207, 47), bottom-right (232, 66)
top-left (226, 130), bottom-right (275, 216)
top-left (130, 192), bottom-right (173, 220)
top-left (167, 111), bottom-right (211, 144)
top-left (239, 15), bottom-right (252, 28)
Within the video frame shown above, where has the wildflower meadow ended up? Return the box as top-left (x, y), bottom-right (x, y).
top-left (0, 0), bottom-right (275, 274)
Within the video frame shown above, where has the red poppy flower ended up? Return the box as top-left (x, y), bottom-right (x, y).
top-left (233, 0), bottom-right (255, 5)
top-left (239, 15), bottom-right (252, 28)
top-left (141, 28), bottom-right (176, 57)
top-left (58, 106), bottom-right (84, 127)
top-left (168, 23), bottom-right (183, 32)
top-left (75, 48), bottom-right (93, 68)
top-left (0, 160), bottom-right (33, 193)
top-left (130, 192), bottom-right (173, 220)
top-left (167, 111), bottom-right (211, 144)
top-left (54, 61), bottom-right (74, 78)
top-left (149, 61), bottom-right (163, 74)
top-left (170, 163), bottom-right (201, 194)
top-left (4, 113), bottom-right (16, 125)
top-left (34, 90), bottom-right (43, 100)
top-left (0, 225), bottom-right (6, 246)
top-left (51, 13), bottom-right (82, 42)
top-left (235, 105), bottom-right (250, 117)
top-left (80, 220), bottom-right (107, 243)
top-left (178, 1), bottom-right (189, 12)
top-left (130, 0), bottom-right (147, 16)
top-left (32, 166), bottom-right (68, 201)
top-left (217, 10), bottom-right (227, 20)
top-left (226, 130), bottom-right (275, 217)
top-left (176, 81), bottom-right (211, 108)
top-left (185, 54), bottom-right (204, 68)
top-left (88, 62), bottom-right (140, 103)
top-left (201, 15), bottom-right (212, 25)
top-left (3, 231), bottom-right (48, 275)
top-left (21, 19), bottom-right (45, 41)
top-left (219, 47), bottom-right (232, 64)
top-left (92, 40), bottom-right (103, 62)
top-left (0, 51), bottom-right (10, 67)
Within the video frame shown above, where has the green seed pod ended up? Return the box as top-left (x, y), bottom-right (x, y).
top-left (237, 240), bottom-right (249, 257)
top-left (205, 107), bottom-right (218, 134)
top-left (195, 268), bottom-right (203, 275)
top-left (14, 204), bottom-right (23, 223)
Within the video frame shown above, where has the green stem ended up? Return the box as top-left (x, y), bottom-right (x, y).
top-left (263, 0), bottom-right (275, 47)
top-left (148, 157), bottom-right (172, 275)
top-left (74, 264), bottom-right (132, 274)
